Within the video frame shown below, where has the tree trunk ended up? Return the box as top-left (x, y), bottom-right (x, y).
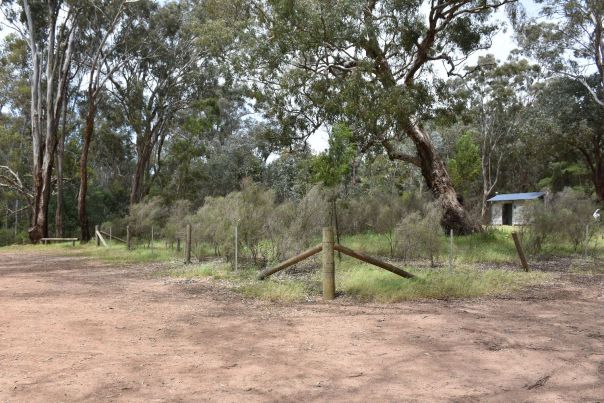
top-left (130, 136), bottom-right (154, 206)
top-left (55, 125), bottom-right (64, 237)
top-left (405, 123), bottom-right (482, 235)
top-left (24, 0), bottom-right (76, 243)
top-left (594, 158), bottom-right (604, 201)
top-left (78, 101), bottom-right (96, 242)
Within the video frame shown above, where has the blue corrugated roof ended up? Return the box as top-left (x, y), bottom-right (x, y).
top-left (487, 192), bottom-right (545, 202)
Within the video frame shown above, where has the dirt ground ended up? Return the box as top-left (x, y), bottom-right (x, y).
top-left (1, 250), bottom-right (603, 402)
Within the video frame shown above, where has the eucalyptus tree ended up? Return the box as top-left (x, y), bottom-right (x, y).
top-left (245, 0), bottom-right (517, 234)
top-left (516, 0), bottom-right (604, 199)
top-left (529, 77), bottom-right (604, 199)
top-left (75, 0), bottom-right (137, 242)
top-left (446, 56), bottom-right (540, 222)
top-left (517, 0), bottom-right (603, 107)
top-left (0, 0), bottom-right (79, 242)
top-left (108, 0), bottom-right (220, 206)
top-left (0, 34), bottom-right (31, 220)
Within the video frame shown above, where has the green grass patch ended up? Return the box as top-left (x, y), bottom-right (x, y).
top-left (338, 262), bottom-right (549, 303)
top-left (159, 255), bottom-right (549, 303)
top-left (0, 241), bottom-right (184, 264)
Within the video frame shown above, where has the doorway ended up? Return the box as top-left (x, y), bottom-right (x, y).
top-left (502, 203), bottom-right (513, 225)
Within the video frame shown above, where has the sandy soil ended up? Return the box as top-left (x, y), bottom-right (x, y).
top-left (1, 250), bottom-right (603, 402)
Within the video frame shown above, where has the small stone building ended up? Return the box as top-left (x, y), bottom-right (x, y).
top-left (487, 192), bottom-right (545, 226)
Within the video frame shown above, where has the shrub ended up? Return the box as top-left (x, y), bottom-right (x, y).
top-left (265, 201), bottom-right (299, 261)
top-left (164, 199), bottom-right (193, 244)
top-left (126, 197), bottom-right (169, 241)
top-left (192, 180), bottom-right (275, 265)
top-left (394, 202), bottom-right (445, 266)
top-left (287, 184), bottom-right (331, 248)
top-left (0, 228), bottom-right (15, 246)
top-left (525, 188), bottom-right (597, 253)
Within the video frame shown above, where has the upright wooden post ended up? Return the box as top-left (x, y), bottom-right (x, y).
top-left (109, 227), bottom-right (112, 243)
top-left (584, 224), bottom-right (590, 258)
top-left (234, 222), bottom-right (238, 271)
top-left (449, 229), bottom-right (453, 271)
top-left (176, 238), bottom-right (181, 252)
top-left (185, 224), bottom-right (192, 264)
top-left (126, 225), bottom-right (132, 250)
top-left (511, 232), bottom-right (529, 272)
top-left (322, 227), bottom-right (335, 300)
top-left (151, 226), bottom-right (154, 254)
top-left (95, 225), bottom-right (100, 247)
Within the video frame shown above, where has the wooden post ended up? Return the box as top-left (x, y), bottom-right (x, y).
top-left (185, 224), bottom-right (192, 264)
top-left (584, 224), bottom-right (589, 258)
top-left (449, 229), bottom-right (453, 271)
top-left (95, 225), bottom-right (100, 247)
top-left (322, 227), bottom-right (335, 301)
top-left (176, 238), bottom-right (181, 252)
top-left (234, 222), bottom-right (238, 271)
top-left (151, 226), bottom-right (154, 255)
top-left (109, 227), bottom-right (112, 243)
top-left (126, 225), bottom-right (131, 250)
top-left (511, 232), bottom-right (529, 272)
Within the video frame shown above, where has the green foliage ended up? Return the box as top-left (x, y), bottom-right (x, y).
top-left (310, 123), bottom-right (356, 187)
top-left (448, 132), bottom-right (481, 197)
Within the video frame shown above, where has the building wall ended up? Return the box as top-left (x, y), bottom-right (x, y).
top-left (490, 200), bottom-right (538, 225)
top-left (491, 203), bottom-right (503, 225)
top-left (512, 201), bottom-right (533, 225)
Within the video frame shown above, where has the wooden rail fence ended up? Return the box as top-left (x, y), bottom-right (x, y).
top-left (258, 227), bottom-right (415, 300)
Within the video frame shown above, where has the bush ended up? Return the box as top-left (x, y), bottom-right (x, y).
top-left (126, 197), bottom-right (169, 241)
top-left (192, 180), bottom-right (275, 265)
top-left (394, 202), bottom-right (445, 266)
top-left (286, 184), bottom-right (332, 248)
top-left (526, 188), bottom-right (597, 253)
top-left (163, 199), bottom-right (193, 244)
top-left (0, 228), bottom-right (15, 246)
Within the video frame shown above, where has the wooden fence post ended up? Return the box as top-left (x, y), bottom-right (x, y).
top-left (511, 232), bottom-right (529, 272)
top-left (126, 225), bottom-right (131, 250)
top-left (185, 224), bottom-right (192, 264)
top-left (234, 221), bottom-right (238, 271)
top-left (322, 227), bottom-right (335, 300)
top-left (95, 225), bottom-right (100, 247)
top-left (176, 238), bottom-right (181, 252)
top-left (449, 229), bottom-right (453, 271)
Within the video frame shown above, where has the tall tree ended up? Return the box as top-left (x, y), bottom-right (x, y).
top-left (109, 1), bottom-right (203, 206)
top-left (246, 0), bottom-right (517, 233)
top-left (446, 57), bottom-right (540, 221)
top-left (17, 0), bottom-right (78, 242)
top-left (517, 0), bottom-right (603, 107)
top-left (517, 0), bottom-right (604, 198)
top-left (76, 0), bottom-right (134, 242)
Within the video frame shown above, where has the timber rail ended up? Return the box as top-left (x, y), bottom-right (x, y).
top-left (258, 227), bottom-right (415, 300)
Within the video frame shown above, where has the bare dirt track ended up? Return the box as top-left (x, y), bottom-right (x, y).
top-left (1, 250), bottom-right (603, 402)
